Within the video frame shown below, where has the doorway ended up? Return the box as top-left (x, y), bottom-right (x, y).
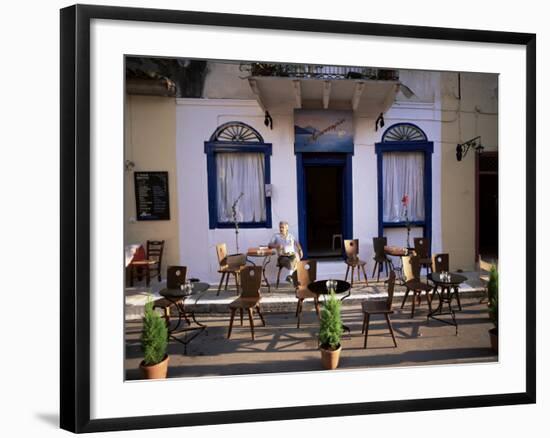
top-left (297, 153), bottom-right (352, 259)
top-left (476, 152), bottom-right (498, 260)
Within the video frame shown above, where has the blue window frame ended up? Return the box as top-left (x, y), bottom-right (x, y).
top-left (375, 123), bottom-right (433, 245)
top-left (204, 122), bottom-right (272, 229)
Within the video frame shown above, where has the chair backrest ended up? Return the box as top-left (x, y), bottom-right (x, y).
top-left (167, 266), bottom-right (187, 289)
top-left (296, 260), bottom-right (317, 288)
top-left (240, 266), bottom-right (263, 298)
top-left (147, 240), bottom-right (165, 262)
top-left (431, 253), bottom-right (449, 273)
top-left (216, 243), bottom-right (228, 266)
top-left (402, 255), bottom-right (421, 282)
top-left (344, 239), bottom-right (360, 260)
top-left (372, 237), bottom-right (387, 260)
top-left (413, 237), bottom-right (430, 258)
top-left (386, 271), bottom-right (396, 309)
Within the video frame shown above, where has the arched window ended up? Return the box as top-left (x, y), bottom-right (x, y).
top-left (204, 122), bottom-right (272, 229)
top-left (381, 123), bottom-right (427, 142)
top-left (375, 123), bottom-right (433, 244)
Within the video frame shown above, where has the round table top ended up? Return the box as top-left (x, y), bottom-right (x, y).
top-left (428, 272), bottom-right (467, 285)
top-left (160, 282), bottom-right (210, 298)
top-left (308, 279), bottom-right (351, 295)
top-left (247, 247), bottom-right (276, 257)
top-left (384, 245), bottom-right (408, 256)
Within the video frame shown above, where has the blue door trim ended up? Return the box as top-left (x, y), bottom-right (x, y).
top-left (296, 153), bottom-right (353, 259)
top-left (375, 140), bottom-right (434, 251)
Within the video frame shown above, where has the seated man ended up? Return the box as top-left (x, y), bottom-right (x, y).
top-left (269, 221), bottom-right (303, 283)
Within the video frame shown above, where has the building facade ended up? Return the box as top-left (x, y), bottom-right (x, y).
top-left (124, 62), bottom-right (498, 284)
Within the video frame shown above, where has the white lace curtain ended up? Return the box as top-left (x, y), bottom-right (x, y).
top-left (382, 151), bottom-right (425, 222)
top-left (216, 152), bottom-right (266, 223)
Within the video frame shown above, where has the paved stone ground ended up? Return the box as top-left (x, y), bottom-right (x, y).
top-left (125, 297), bottom-right (497, 380)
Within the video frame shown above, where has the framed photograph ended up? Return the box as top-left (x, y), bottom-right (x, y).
top-left (60, 4), bottom-right (536, 433)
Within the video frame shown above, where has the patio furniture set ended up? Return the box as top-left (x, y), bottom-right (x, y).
top-left (128, 236), bottom-right (472, 353)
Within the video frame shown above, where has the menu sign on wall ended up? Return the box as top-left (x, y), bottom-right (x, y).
top-left (134, 171), bottom-right (170, 221)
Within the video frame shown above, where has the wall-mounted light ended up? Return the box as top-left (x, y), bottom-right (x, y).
top-left (264, 110), bottom-right (273, 129)
top-left (375, 112), bottom-right (385, 131)
top-left (456, 136), bottom-right (484, 161)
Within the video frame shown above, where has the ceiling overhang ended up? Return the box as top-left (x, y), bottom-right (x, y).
top-left (248, 76), bottom-right (400, 117)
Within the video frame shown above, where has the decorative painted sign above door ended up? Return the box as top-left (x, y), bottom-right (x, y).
top-left (294, 109), bottom-right (354, 153)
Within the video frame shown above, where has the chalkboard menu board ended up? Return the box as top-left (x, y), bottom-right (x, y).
top-left (134, 171), bottom-right (170, 221)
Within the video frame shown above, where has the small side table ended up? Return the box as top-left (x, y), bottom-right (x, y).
top-left (427, 272), bottom-right (466, 335)
top-left (155, 282), bottom-right (209, 354)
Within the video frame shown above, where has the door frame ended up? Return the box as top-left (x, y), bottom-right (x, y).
top-left (296, 153), bottom-right (353, 258)
top-left (475, 151), bottom-right (498, 261)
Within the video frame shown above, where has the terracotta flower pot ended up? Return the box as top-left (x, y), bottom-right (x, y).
top-left (320, 344), bottom-right (342, 370)
top-left (489, 328), bottom-right (498, 354)
top-left (140, 354), bottom-right (169, 379)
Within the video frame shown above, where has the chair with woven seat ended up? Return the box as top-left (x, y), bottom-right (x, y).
top-left (372, 237), bottom-right (393, 282)
top-left (129, 240), bottom-right (165, 287)
top-left (361, 271), bottom-right (397, 348)
top-left (153, 266), bottom-right (187, 325)
top-left (400, 255), bottom-right (433, 318)
top-left (227, 266), bottom-right (266, 340)
top-left (293, 260), bottom-right (320, 329)
top-left (216, 243), bottom-right (246, 296)
top-left (413, 237), bottom-right (432, 278)
top-left (344, 239), bottom-right (368, 287)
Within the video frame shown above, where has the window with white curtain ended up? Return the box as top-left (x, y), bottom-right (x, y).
top-left (216, 152), bottom-right (266, 223)
top-left (382, 151), bottom-right (425, 222)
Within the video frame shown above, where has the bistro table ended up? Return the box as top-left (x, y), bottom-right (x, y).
top-left (309, 279), bottom-right (352, 300)
top-left (308, 279), bottom-right (352, 335)
top-left (246, 247), bottom-right (276, 292)
top-left (157, 281), bottom-right (209, 354)
top-left (427, 272), bottom-right (467, 335)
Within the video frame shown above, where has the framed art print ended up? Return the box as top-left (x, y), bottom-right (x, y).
top-left (60, 4), bottom-right (536, 433)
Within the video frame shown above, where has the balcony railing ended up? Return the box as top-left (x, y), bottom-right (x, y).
top-left (241, 63), bottom-right (399, 81)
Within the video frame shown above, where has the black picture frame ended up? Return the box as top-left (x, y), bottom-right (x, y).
top-left (60, 4), bottom-right (536, 433)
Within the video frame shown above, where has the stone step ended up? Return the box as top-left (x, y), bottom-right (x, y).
top-left (125, 275), bottom-right (487, 320)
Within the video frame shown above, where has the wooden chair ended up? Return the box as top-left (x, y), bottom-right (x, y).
top-left (344, 239), bottom-right (368, 287)
top-left (154, 266), bottom-right (187, 325)
top-left (294, 260), bottom-right (320, 329)
top-left (362, 271), bottom-right (397, 348)
top-left (413, 237), bottom-right (431, 277)
top-left (431, 253), bottom-right (462, 310)
top-left (216, 243), bottom-right (245, 296)
top-left (400, 255), bottom-right (433, 318)
top-left (227, 266), bottom-right (266, 340)
top-left (372, 237), bottom-right (393, 282)
top-left (275, 242), bottom-right (303, 288)
top-left (129, 240), bottom-right (165, 287)
top-left (431, 253), bottom-right (449, 273)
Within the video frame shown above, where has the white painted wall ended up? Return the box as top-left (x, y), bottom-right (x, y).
top-left (176, 99), bottom-right (298, 284)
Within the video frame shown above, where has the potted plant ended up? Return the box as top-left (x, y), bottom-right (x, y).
top-left (487, 265), bottom-right (498, 353)
top-left (140, 300), bottom-right (169, 379)
top-left (319, 285), bottom-right (344, 370)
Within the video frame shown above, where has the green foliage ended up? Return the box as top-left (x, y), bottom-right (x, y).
top-left (319, 291), bottom-right (343, 350)
top-left (141, 300), bottom-right (168, 366)
top-left (487, 265), bottom-right (498, 329)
